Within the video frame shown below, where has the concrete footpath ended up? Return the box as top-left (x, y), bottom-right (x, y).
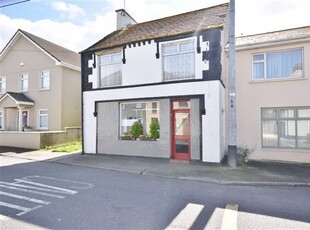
top-left (1, 148), bottom-right (310, 186)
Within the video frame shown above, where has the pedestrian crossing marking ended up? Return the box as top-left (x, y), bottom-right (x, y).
top-left (165, 203), bottom-right (204, 230)
top-left (221, 204), bottom-right (238, 230)
top-left (0, 175), bottom-right (94, 217)
top-left (0, 191), bottom-right (50, 205)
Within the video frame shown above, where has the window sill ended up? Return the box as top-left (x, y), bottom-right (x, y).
top-left (249, 76), bottom-right (306, 84)
top-left (262, 148), bottom-right (310, 152)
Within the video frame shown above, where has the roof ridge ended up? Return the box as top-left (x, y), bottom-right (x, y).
top-left (19, 29), bottom-right (78, 54)
top-left (237, 25), bottom-right (310, 39)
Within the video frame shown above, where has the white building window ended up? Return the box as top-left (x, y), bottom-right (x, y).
top-left (253, 49), bottom-right (303, 80)
top-left (262, 107), bottom-right (310, 149)
top-left (0, 110), bottom-right (3, 129)
top-left (40, 70), bottom-right (50, 90)
top-left (0, 77), bottom-right (6, 93)
top-left (99, 53), bottom-right (122, 87)
top-left (39, 109), bottom-right (48, 129)
top-left (162, 40), bottom-right (195, 81)
top-left (120, 101), bottom-right (160, 138)
top-left (20, 73), bottom-right (29, 91)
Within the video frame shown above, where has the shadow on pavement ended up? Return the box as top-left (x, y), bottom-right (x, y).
top-left (0, 146), bottom-right (36, 154)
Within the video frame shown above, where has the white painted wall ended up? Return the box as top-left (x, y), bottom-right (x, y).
top-left (92, 36), bottom-right (208, 88)
top-left (83, 81), bottom-right (224, 162)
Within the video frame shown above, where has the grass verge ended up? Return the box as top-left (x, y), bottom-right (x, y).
top-left (42, 141), bottom-right (82, 153)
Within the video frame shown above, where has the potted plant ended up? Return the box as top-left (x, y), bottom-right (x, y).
top-left (130, 121), bottom-right (143, 140)
top-left (24, 125), bottom-right (32, 131)
top-left (120, 133), bottom-right (134, 140)
top-left (149, 120), bottom-right (159, 140)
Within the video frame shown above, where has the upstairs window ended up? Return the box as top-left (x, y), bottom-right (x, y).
top-left (163, 40), bottom-right (195, 81)
top-left (253, 49), bottom-right (303, 80)
top-left (20, 73), bottom-right (28, 92)
top-left (0, 77), bottom-right (6, 93)
top-left (40, 70), bottom-right (50, 90)
top-left (99, 53), bottom-right (122, 87)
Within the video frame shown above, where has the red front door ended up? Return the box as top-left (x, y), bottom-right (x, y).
top-left (172, 101), bottom-right (190, 160)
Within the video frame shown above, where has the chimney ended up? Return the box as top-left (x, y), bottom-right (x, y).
top-left (115, 9), bottom-right (137, 30)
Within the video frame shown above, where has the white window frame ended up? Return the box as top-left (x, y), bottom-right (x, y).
top-left (162, 39), bottom-right (195, 81)
top-left (252, 48), bottom-right (303, 80)
top-left (40, 70), bottom-right (50, 90)
top-left (20, 73), bottom-right (29, 92)
top-left (98, 52), bottom-right (122, 87)
top-left (0, 110), bottom-right (3, 130)
top-left (261, 107), bottom-right (310, 149)
top-left (0, 76), bottom-right (6, 93)
top-left (38, 109), bottom-right (48, 130)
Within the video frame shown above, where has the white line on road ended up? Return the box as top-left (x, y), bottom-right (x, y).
top-left (165, 203), bottom-right (204, 230)
top-left (0, 201), bottom-right (42, 216)
top-left (22, 175), bottom-right (94, 189)
top-left (14, 179), bottom-right (78, 195)
top-left (0, 184), bottom-right (65, 199)
top-left (0, 191), bottom-right (50, 205)
top-left (221, 204), bottom-right (238, 230)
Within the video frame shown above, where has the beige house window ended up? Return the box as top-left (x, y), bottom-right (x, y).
top-left (39, 109), bottom-right (48, 129)
top-left (40, 70), bottom-right (50, 90)
top-left (0, 77), bottom-right (6, 93)
top-left (262, 107), bottom-right (310, 149)
top-left (253, 49), bottom-right (303, 80)
top-left (20, 73), bottom-right (29, 92)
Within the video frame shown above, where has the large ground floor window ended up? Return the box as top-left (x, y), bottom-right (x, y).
top-left (120, 101), bottom-right (160, 138)
top-left (262, 107), bottom-right (310, 149)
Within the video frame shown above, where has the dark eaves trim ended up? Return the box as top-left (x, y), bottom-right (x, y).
top-left (81, 26), bottom-right (224, 54)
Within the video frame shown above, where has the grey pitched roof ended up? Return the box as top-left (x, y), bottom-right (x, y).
top-left (236, 26), bottom-right (310, 48)
top-left (83, 3), bottom-right (229, 52)
top-left (0, 92), bottom-right (34, 104)
top-left (19, 30), bottom-right (80, 67)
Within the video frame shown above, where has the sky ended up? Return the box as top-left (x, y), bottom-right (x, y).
top-left (0, 0), bottom-right (309, 52)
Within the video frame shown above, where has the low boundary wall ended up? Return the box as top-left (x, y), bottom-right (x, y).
top-left (0, 127), bottom-right (81, 149)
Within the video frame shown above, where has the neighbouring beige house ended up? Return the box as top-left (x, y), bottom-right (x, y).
top-left (236, 26), bottom-right (310, 163)
top-left (0, 29), bottom-right (81, 149)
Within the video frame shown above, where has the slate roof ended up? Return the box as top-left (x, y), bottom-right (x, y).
top-left (236, 26), bottom-right (310, 48)
top-left (1, 30), bottom-right (80, 67)
top-left (84, 3), bottom-right (229, 52)
top-left (0, 92), bottom-right (34, 104)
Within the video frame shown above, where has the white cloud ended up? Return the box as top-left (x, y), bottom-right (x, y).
top-left (1, 0), bottom-right (310, 53)
top-left (52, 1), bottom-right (85, 20)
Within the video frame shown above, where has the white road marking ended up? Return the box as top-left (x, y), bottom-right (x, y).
top-left (0, 191), bottom-right (50, 205)
top-left (165, 203), bottom-right (204, 230)
top-left (221, 204), bottom-right (238, 230)
top-left (0, 201), bottom-right (42, 216)
top-left (0, 184), bottom-right (65, 199)
top-left (22, 175), bottom-right (94, 189)
top-left (14, 179), bottom-right (78, 195)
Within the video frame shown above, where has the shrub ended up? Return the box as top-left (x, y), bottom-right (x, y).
top-left (130, 121), bottom-right (143, 139)
top-left (237, 144), bottom-right (255, 165)
top-left (149, 120), bottom-right (159, 139)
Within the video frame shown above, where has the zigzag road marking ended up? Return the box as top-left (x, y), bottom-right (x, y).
top-left (0, 184), bottom-right (65, 199)
top-left (14, 179), bottom-right (78, 194)
top-left (0, 201), bottom-right (42, 216)
top-left (0, 191), bottom-right (50, 205)
top-left (22, 175), bottom-right (94, 189)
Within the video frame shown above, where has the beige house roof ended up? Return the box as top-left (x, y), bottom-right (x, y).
top-left (0, 29), bottom-right (80, 68)
top-left (236, 26), bottom-right (310, 49)
top-left (84, 3), bottom-right (229, 52)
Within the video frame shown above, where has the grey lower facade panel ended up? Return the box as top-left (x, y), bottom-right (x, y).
top-left (96, 98), bottom-right (201, 160)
